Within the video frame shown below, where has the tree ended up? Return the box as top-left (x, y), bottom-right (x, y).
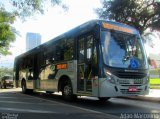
top-left (0, 67), bottom-right (13, 78)
top-left (0, 8), bottom-right (16, 56)
top-left (96, 0), bottom-right (160, 34)
top-left (9, 0), bottom-right (68, 19)
top-left (0, 0), bottom-right (66, 56)
top-left (142, 32), bottom-right (157, 48)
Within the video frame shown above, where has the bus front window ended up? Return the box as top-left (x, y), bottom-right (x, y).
top-left (101, 30), bottom-right (148, 69)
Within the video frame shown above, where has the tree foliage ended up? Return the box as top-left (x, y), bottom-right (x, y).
top-left (0, 0), bottom-right (66, 56)
top-left (0, 8), bottom-right (16, 56)
top-left (10, 0), bottom-right (68, 18)
top-left (96, 0), bottom-right (160, 34)
top-left (0, 67), bottom-right (13, 78)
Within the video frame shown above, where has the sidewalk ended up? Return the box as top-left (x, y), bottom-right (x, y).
top-left (121, 89), bottom-right (160, 103)
top-left (146, 89), bottom-right (160, 98)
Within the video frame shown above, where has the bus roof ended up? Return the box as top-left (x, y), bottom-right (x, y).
top-left (14, 20), bottom-right (139, 61)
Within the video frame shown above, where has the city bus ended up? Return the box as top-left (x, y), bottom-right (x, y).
top-left (14, 20), bottom-right (149, 101)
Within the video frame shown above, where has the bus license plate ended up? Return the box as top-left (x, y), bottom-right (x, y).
top-left (128, 87), bottom-right (137, 92)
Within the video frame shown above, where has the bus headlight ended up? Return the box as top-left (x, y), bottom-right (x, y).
top-left (105, 70), bottom-right (115, 84)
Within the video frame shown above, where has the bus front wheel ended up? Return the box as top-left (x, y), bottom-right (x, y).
top-left (62, 81), bottom-right (76, 101)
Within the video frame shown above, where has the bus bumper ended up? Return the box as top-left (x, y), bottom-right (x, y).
top-left (99, 78), bottom-right (149, 97)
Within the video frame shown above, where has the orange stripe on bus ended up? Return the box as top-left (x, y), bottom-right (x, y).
top-left (102, 22), bottom-right (133, 34)
top-left (57, 64), bottom-right (67, 69)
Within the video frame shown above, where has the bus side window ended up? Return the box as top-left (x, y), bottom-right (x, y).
top-left (55, 45), bottom-right (63, 61)
top-left (64, 38), bottom-right (74, 60)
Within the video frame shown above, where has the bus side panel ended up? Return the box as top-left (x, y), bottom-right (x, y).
top-left (91, 77), bottom-right (99, 97)
top-left (18, 69), bottom-right (27, 88)
top-left (26, 80), bottom-right (34, 89)
top-left (55, 60), bottom-right (77, 94)
top-left (72, 60), bottom-right (77, 94)
top-left (58, 60), bottom-right (77, 94)
top-left (39, 64), bottom-right (58, 90)
top-left (39, 80), bottom-right (57, 90)
top-left (38, 60), bottom-right (77, 92)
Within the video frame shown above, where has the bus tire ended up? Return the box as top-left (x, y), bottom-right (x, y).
top-left (21, 80), bottom-right (33, 94)
top-left (22, 80), bottom-right (27, 94)
top-left (98, 97), bottom-right (110, 102)
top-left (62, 81), bottom-right (77, 101)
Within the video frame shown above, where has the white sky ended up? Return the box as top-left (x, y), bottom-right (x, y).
top-left (0, 0), bottom-right (160, 68)
top-left (0, 0), bottom-right (102, 67)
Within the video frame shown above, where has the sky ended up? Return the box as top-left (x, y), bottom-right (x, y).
top-left (0, 0), bottom-right (102, 68)
top-left (0, 0), bottom-right (160, 68)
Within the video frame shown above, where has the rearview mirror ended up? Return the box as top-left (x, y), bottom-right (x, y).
top-left (147, 57), bottom-right (151, 65)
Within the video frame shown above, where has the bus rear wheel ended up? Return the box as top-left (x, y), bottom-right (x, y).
top-left (21, 81), bottom-right (33, 94)
top-left (62, 81), bottom-right (76, 101)
top-left (22, 81), bottom-right (28, 94)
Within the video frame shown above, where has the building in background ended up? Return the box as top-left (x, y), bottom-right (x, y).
top-left (26, 32), bottom-right (41, 51)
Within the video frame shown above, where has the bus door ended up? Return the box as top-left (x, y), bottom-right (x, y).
top-left (77, 34), bottom-right (97, 92)
top-left (33, 54), bottom-right (40, 89)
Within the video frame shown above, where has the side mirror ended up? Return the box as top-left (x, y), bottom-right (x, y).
top-left (147, 57), bottom-right (151, 65)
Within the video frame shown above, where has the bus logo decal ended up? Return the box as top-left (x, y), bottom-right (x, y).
top-left (130, 58), bottom-right (139, 69)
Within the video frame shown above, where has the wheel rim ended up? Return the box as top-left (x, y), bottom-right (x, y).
top-left (64, 85), bottom-right (71, 96)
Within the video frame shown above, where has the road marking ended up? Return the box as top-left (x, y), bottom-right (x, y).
top-left (18, 93), bottom-right (120, 119)
top-left (0, 97), bottom-right (33, 99)
top-left (0, 100), bottom-right (59, 105)
top-left (0, 107), bottom-right (57, 113)
top-left (19, 93), bottom-right (102, 113)
top-left (0, 89), bottom-right (120, 118)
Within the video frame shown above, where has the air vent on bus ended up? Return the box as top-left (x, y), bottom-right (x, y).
top-left (114, 71), bottom-right (146, 79)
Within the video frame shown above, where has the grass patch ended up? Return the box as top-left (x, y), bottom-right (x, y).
top-left (150, 78), bottom-right (160, 85)
top-left (150, 85), bottom-right (160, 89)
top-left (150, 78), bottom-right (160, 89)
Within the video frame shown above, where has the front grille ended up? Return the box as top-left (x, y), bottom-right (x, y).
top-left (115, 71), bottom-right (146, 79)
top-left (118, 79), bottom-right (143, 85)
top-left (121, 85), bottom-right (142, 87)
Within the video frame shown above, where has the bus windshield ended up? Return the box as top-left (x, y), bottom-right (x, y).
top-left (101, 30), bottom-right (148, 69)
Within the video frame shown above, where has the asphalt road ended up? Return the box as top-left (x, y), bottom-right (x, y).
top-left (0, 88), bottom-right (160, 119)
